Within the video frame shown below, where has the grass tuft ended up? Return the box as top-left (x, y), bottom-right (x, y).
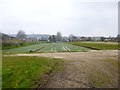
top-left (89, 70), bottom-right (111, 87)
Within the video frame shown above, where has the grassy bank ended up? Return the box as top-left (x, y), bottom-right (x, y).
top-left (2, 41), bottom-right (46, 50)
top-left (68, 42), bottom-right (118, 50)
top-left (2, 56), bottom-right (63, 88)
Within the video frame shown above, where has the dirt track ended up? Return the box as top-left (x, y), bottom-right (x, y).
top-left (8, 50), bottom-right (118, 88)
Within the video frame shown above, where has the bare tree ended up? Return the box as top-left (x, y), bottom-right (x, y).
top-left (48, 35), bottom-right (56, 42)
top-left (17, 30), bottom-right (27, 39)
top-left (69, 34), bottom-right (74, 42)
top-left (100, 36), bottom-right (105, 41)
top-left (56, 32), bottom-right (62, 41)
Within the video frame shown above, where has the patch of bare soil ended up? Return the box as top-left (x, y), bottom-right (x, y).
top-left (8, 50), bottom-right (118, 88)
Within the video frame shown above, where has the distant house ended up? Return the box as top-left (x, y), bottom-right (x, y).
top-left (69, 35), bottom-right (79, 42)
top-left (80, 36), bottom-right (87, 41)
top-left (72, 36), bottom-right (78, 42)
top-left (91, 37), bottom-right (101, 41)
top-left (27, 34), bottom-right (50, 41)
top-left (62, 37), bottom-right (69, 42)
top-left (104, 37), bottom-right (112, 42)
top-left (25, 38), bottom-right (38, 42)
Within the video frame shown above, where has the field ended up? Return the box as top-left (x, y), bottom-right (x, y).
top-left (2, 56), bottom-right (63, 88)
top-left (4, 42), bottom-right (89, 53)
top-left (2, 41), bottom-right (119, 88)
top-left (68, 41), bottom-right (118, 50)
top-left (3, 42), bottom-right (119, 54)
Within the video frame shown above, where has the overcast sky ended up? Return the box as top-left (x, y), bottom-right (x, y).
top-left (0, 0), bottom-right (119, 37)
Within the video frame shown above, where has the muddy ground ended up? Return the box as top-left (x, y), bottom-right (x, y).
top-left (9, 50), bottom-right (118, 88)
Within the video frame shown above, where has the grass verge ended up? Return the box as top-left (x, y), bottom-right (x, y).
top-left (2, 56), bottom-right (63, 88)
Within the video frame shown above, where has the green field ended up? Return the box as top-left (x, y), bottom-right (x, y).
top-left (2, 56), bottom-right (63, 88)
top-left (3, 42), bottom-right (89, 53)
top-left (68, 42), bottom-right (118, 50)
